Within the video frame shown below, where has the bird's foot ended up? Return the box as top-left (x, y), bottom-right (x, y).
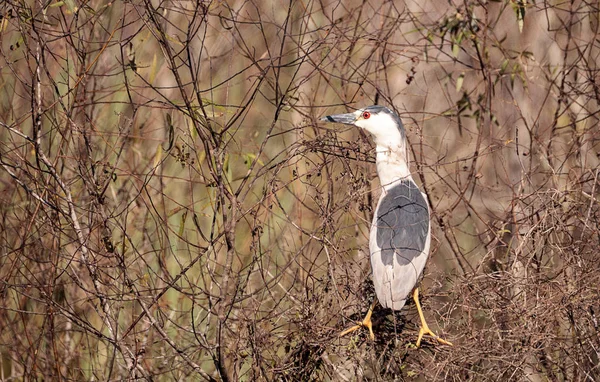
top-left (416, 322), bottom-right (453, 347)
top-left (413, 288), bottom-right (453, 347)
top-left (339, 301), bottom-right (376, 341)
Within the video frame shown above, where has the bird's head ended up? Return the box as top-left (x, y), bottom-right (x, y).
top-left (320, 105), bottom-right (406, 149)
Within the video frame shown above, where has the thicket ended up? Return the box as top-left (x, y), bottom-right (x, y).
top-left (1, 0), bottom-right (599, 380)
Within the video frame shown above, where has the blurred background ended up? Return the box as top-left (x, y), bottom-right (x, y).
top-left (1, 0), bottom-right (599, 380)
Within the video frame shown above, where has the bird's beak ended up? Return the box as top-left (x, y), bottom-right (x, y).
top-left (320, 112), bottom-right (357, 125)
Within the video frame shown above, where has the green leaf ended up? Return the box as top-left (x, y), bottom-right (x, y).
top-left (500, 59), bottom-right (509, 74)
top-left (452, 42), bottom-right (459, 58)
top-left (242, 153), bottom-right (263, 169)
top-left (512, 0), bottom-right (526, 33)
top-left (456, 72), bottom-right (465, 92)
top-left (491, 114), bottom-right (499, 126)
top-left (178, 210), bottom-right (188, 237)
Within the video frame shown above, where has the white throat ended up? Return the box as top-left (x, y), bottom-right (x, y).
top-left (375, 143), bottom-right (412, 190)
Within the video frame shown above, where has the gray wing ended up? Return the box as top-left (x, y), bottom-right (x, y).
top-left (375, 179), bottom-right (429, 267)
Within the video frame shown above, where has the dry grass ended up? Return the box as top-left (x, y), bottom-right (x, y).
top-left (1, 0), bottom-right (599, 380)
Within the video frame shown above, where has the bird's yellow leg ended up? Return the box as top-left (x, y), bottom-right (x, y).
top-left (339, 300), bottom-right (376, 341)
top-left (414, 288), bottom-right (453, 347)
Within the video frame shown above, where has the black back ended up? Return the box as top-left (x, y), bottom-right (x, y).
top-left (375, 179), bottom-right (429, 266)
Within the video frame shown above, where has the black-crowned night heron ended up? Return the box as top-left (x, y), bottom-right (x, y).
top-left (321, 105), bottom-right (452, 347)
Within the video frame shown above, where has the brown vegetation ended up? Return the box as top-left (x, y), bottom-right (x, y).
top-left (1, 0), bottom-right (599, 380)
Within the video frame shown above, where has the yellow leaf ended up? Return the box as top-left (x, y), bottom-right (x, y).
top-left (197, 150), bottom-right (206, 166)
top-left (153, 144), bottom-right (163, 167)
top-left (149, 54), bottom-right (158, 84)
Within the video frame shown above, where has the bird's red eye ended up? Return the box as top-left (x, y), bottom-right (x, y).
top-left (362, 111), bottom-right (371, 119)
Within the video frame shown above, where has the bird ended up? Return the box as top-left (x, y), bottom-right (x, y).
top-left (320, 105), bottom-right (452, 347)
